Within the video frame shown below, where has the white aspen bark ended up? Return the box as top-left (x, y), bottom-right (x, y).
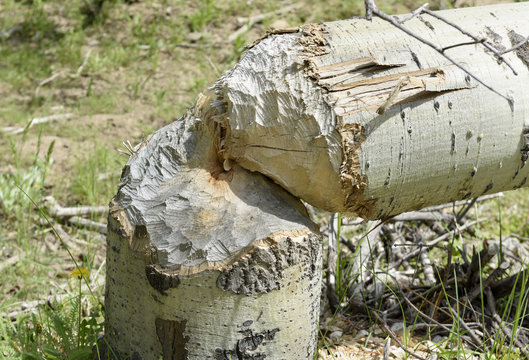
top-left (216, 3), bottom-right (529, 219)
top-left (104, 100), bottom-right (322, 359)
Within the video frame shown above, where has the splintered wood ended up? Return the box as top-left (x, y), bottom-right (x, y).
top-left (217, 3), bottom-right (529, 219)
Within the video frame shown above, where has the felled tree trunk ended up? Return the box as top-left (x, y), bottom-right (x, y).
top-left (216, 2), bottom-right (529, 219)
top-left (104, 3), bottom-right (529, 359)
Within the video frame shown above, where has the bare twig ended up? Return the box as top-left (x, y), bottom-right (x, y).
top-left (392, 220), bottom-right (480, 268)
top-left (420, 193), bottom-right (502, 212)
top-left (206, 55), bottom-right (221, 77)
top-left (35, 72), bottom-right (64, 97)
top-left (377, 76), bottom-right (410, 115)
top-left (343, 210), bottom-right (452, 225)
top-left (2, 113), bottom-right (74, 135)
top-left (68, 216), bottom-right (107, 235)
top-left (365, 1), bottom-right (513, 102)
top-left (34, 49), bottom-right (92, 97)
top-left (401, 294), bottom-right (455, 336)
top-left (374, 7), bottom-right (511, 102)
top-left (74, 49), bottom-right (93, 77)
top-left (43, 196), bottom-right (107, 218)
top-left (41, 196), bottom-right (107, 235)
top-left (486, 288), bottom-right (529, 355)
top-left (397, 3), bottom-right (429, 24)
top-left (422, 8), bottom-right (519, 75)
top-left (441, 39), bottom-right (485, 52)
top-left (449, 305), bottom-right (488, 351)
top-left (455, 197), bottom-right (477, 223)
top-left (373, 311), bottom-right (427, 360)
top-left (500, 34), bottom-right (529, 55)
top-left (327, 213), bottom-right (340, 312)
top-left (229, 3), bottom-right (303, 42)
top-left (174, 42), bottom-right (205, 49)
top-left (0, 25), bottom-right (22, 40)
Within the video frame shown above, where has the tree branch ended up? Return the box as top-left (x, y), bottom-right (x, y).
top-left (365, 1), bottom-right (514, 103)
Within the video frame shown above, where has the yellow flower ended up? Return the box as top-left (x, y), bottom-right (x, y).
top-left (70, 267), bottom-right (90, 279)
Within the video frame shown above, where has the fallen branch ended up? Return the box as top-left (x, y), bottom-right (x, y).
top-left (2, 113), bottom-right (74, 135)
top-left (228, 3), bottom-right (303, 42)
top-left (391, 220), bottom-right (480, 269)
top-left (34, 49), bottom-right (92, 97)
top-left (67, 216), bottom-right (107, 234)
top-left (326, 213), bottom-right (340, 312)
top-left (42, 196), bottom-right (107, 235)
top-left (373, 311), bottom-right (427, 360)
top-left (43, 196), bottom-right (107, 218)
top-left (365, 0), bottom-right (514, 102)
top-left (500, 34), bottom-right (529, 55)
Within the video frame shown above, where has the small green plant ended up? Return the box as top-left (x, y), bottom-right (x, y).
top-left (0, 127), bottom-right (54, 246)
top-left (72, 144), bottom-right (121, 206)
top-left (0, 184), bottom-right (104, 359)
top-left (3, 293), bottom-right (104, 360)
top-left (186, 0), bottom-right (217, 32)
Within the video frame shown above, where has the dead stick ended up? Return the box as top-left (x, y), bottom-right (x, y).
top-left (44, 196), bottom-right (107, 218)
top-left (228, 3), bottom-right (303, 42)
top-left (68, 216), bottom-right (107, 234)
top-left (392, 220), bottom-right (480, 268)
top-left (401, 295), bottom-right (456, 336)
top-left (422, 8), bottom-right (518, 75)
top-left (373, 312), bottom-right (427, 360)
top-left (3, 114), bottom-right (74, 135)
top-left (486, 288), bottom-right (529, 355)
top-left (420, 193), bottom-right (502, 212)
top-left (326, 213), bottom-right (340, 312)
top-left (450, 305), bottom-right (488, 351)
top-left (500, 34), bottom-right (529, 55)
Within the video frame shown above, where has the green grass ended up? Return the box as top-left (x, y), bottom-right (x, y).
top-left (72, 144), bottom-right (122, 205)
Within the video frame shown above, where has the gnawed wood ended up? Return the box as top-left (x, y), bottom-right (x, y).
top-left (216, 3), bottom-right (529, 219)
top-left (105, 103), bottom-right (322, 358)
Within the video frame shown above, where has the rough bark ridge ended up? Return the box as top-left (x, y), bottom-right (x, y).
top-left (216, 3), bottom-right (529, 219)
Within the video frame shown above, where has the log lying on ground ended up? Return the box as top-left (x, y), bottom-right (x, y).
top-left (216, 2), bottom-right (529, 219)
top-left (105, 3), bottom-right (529, 359)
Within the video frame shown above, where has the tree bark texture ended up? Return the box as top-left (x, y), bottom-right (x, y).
top-left (216, 2), bottom-right (529, 219)
top-left (105, 105), bottom-right (322, 359)
top-left (105, 3), bottom-right (529, 359)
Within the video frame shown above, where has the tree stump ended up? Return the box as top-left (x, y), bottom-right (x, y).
top-left (104, 103), bottom-right (322, 359)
